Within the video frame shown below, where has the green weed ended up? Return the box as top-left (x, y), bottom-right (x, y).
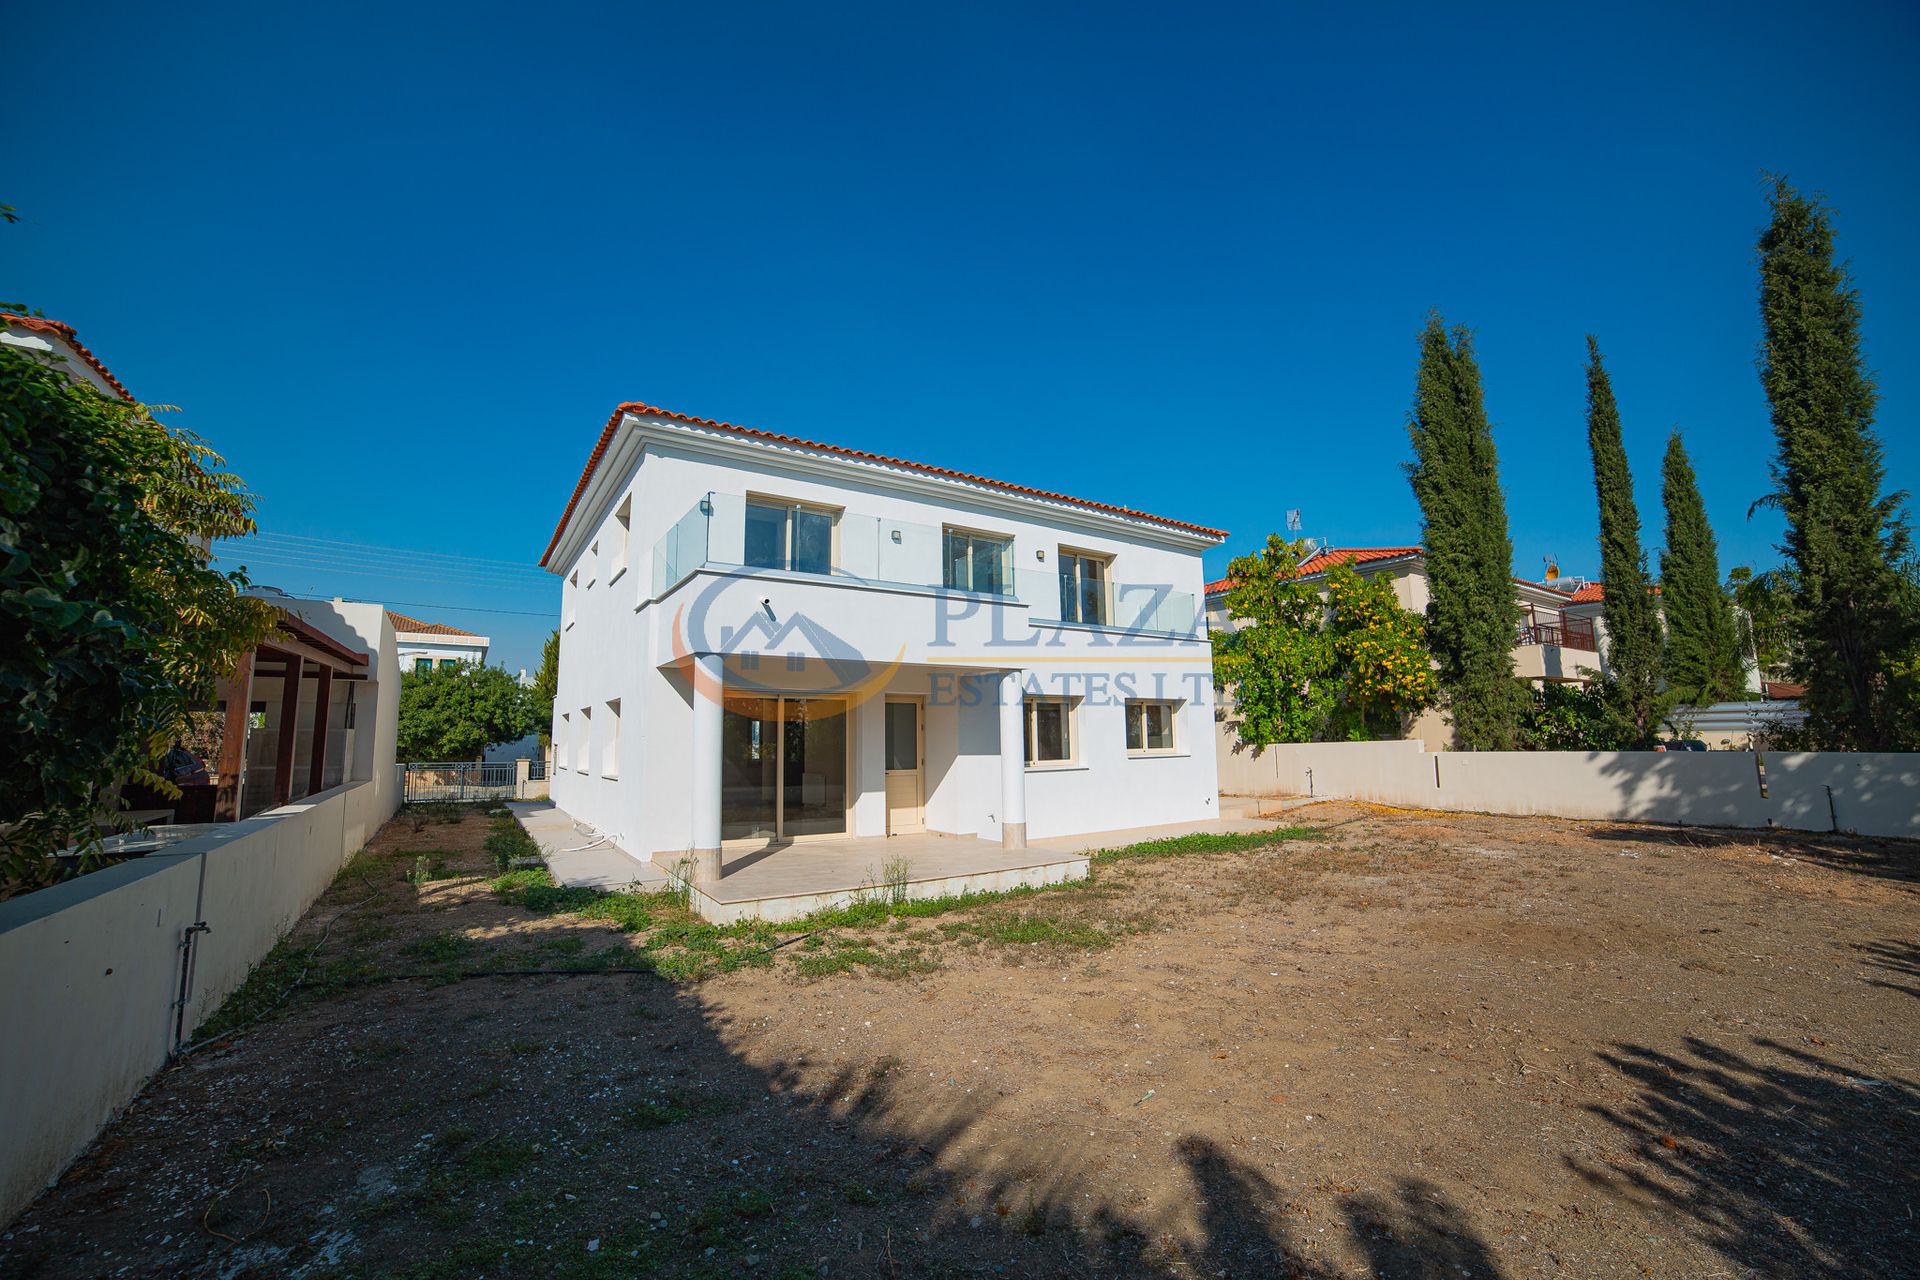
top-left (401, 931), bottom-right (476, 963)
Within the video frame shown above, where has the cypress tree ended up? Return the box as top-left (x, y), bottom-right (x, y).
top-left (1406, 315), bottom-right (1527, 749)
top-left (1660, 433), bottom-right (1744, 705)
top-left (1757, 178), bottom-right (1918, 749)
top-left (1583, 337), bottom-right (1663, 743)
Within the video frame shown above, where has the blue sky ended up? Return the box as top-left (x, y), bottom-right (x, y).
top-left (10, 2), bottom-right (1917, 673)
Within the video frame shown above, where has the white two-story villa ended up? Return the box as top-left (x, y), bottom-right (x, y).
top-left (539, 401), bottom-right (1224, 909)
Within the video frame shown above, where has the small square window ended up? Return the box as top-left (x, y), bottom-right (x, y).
top-left (1125, 699), bottom-right (1178, 754)
top-left (413, 657), bottom-right (433, 674)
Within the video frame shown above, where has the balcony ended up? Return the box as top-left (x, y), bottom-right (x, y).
top-left (650, 493), bottom-right (1197, 637)
top-left (1517, 618), bottom-right (1597, 652)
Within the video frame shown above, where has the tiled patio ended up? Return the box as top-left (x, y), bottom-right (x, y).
top-left (679, 831), bottom-right (1088, 924)
top-left (510, 799), bottom-right (1311, 923)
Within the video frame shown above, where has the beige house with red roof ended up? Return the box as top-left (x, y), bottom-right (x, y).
top-left (1204, 545), bottom-right (1605, 749)
top-left (387, 610), bottom-right (491, 673)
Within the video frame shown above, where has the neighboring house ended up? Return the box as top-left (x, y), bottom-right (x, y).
top-left (1204, 544), bottom-right (1602, 750)
top-left (388, 610), bottom-right (491, 673)
top-left (3, 312), bottom-right (402, 820)
top-left (2, 313), bottom-right (136, 401)
top-left (540, 400), bottom-right (1223, 882)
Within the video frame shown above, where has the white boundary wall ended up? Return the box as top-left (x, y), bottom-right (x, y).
top-left (0, 779), bottom-right (399, 1224)
top-left (1218, 734), bottom-right (1919, 840)
top-left (0, 599), bottom-right (401, 1225)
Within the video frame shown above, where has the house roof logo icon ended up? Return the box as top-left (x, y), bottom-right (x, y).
top-left (668, 565), bottom-right (907, 707)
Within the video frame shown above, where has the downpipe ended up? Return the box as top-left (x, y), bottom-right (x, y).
top-left (173, 921), bottom-right (211, 1055)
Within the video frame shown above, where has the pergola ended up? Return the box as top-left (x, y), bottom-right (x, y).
top-left (211, 609), bottom-right (370, 821)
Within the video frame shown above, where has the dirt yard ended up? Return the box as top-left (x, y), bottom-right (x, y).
top-left (2, 802), bottom-right (1914, 1279)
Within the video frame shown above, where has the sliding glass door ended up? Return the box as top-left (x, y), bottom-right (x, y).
top-left (720, 695), bottom-right (847, 841)
top-left (720, 696), bottom-right (779, 841)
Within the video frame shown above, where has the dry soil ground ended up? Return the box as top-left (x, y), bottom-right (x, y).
top-left (2, 802), bottom-right (1915, 1280)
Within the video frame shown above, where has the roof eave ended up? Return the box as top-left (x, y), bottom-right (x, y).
top-left (541, 403), bottom-right (1229, 570)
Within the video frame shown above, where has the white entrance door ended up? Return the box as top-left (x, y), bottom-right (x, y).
top-left (884, 698), bottom-right (925, 835)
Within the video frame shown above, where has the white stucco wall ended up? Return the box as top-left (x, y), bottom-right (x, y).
top-left (1216, 733), bottom-right (1919, 840)
top-left (544, 417), bottom-right (1221, 859)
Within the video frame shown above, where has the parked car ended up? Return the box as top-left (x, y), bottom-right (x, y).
top-left (1654, 738), bottom-right (1709, 752)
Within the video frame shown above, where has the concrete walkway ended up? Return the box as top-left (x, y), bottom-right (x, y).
top-left (505, 801), bottom-right (666, 892)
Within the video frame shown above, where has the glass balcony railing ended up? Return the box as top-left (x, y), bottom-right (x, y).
top-left (649, 493), bottom-right (1198, 636)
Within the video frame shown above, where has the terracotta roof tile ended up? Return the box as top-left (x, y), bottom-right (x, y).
top-left (540, 402), bottom-right (1229, 568)
top-left (1569, 582), bottom-right (1605, 603)
top-left (1, 313), bottom-right (135, 401)
top-left (1204, 545), bottom-right (1422, 597)
top-left (386, 609), bottom-right (481, 638)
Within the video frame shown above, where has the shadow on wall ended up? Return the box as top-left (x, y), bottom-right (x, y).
top-left (1567, 1036), bottom-right (1920, 1278)
top-left (1578, 749), bottom-right (1765, 828)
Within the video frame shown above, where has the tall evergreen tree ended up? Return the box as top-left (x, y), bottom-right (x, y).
top-left (1660, 433), bottom-right (1744, 705)
top-left (1583, 337), bottom-right (1663, 743)
top-left (1405, 315), bottom-right (1527, 749)
top-left (1757, 178), bottom-right (1918, 749)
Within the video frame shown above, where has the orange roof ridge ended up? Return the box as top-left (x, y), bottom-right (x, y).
top-left (540, 401), bottom-right (1229, 567)
top-left (386, 609), bottom-right (480, 638)
top-left (1, 313), bottom-right (135, 402)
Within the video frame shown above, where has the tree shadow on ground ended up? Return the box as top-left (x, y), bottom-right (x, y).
top-left (1581, 821), bottom-right (1920, 885)
top-left (1853, 937), bottom-right (1920, 1000)
top-left (779, 1050), bottom-right (1511, 1279)
top-left (1567, 1035), bottom-right (1919, 1278)
top-left (2, 967), bottom-right (1512, 1279)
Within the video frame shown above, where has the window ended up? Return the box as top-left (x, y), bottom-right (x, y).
top-left (1023, 696), bottom-right (1075, 766)
top-left (557, 712), bottom-right (569, 769)
top-left (586, 541), bottom-right (599, 587)
top-left (565, 571), bottom-right (578, 630)
top-left (437, 658), bottom-right (459, 670)
top-left (576, 706), bottom-right (591, 773)
top-left (745, 497), bottom-right (836, 576)
top-left (611, 495), bottom-right (632, 581)
top-left (603, 699), bottom-right (621, 777)
top-left (413, 657), bottom-right (433, 674)
top-left (1125, 700), bottom-right (1178, 754)
top-left (1058, 550), bottom-right (1110, 625)
top-left (943, 528), bottom-right (1012, 595)
top-left (884, 701), bottom-right (918, 771)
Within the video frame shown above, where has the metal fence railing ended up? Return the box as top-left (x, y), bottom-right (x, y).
top-left (1519, 619), bottom-right (1598, 652)
top-left (402, 761), bottom-right (516, 802)
top-left (527, 756), bottom-right (547, 782)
